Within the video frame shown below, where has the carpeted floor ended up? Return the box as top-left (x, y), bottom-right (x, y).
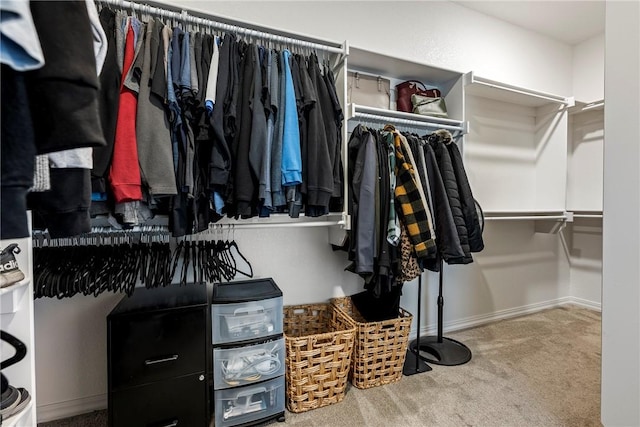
top-left (39, 305), bottom-right (601, 427)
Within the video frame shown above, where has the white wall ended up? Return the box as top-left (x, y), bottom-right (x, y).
top-left (35, 1), bottom-right (580, 421)
top-left (161, 0), bottom-right (574, 96)
top-left (572, 33), bottom-right (605, 103)
top-left (565, 220), bottom-right (602, 309)
top-left (601, 1), bottom-right (640, 425)
top-left (567, 109), bottom-right (604, 211)
top-left (565, 107), bottom-right (603, 310)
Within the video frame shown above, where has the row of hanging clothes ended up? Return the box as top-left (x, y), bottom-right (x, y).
top-left (1, 0), bottom-right (344, 241)
top-left (89, 2), bottom-right (345, 238)
top-left (341, 124), bottom-right (484, 317)
top-left (32, 226), bottom-right (254, 299)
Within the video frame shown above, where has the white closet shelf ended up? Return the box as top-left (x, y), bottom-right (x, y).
top-left (465, 73), bottom-right (574, 108)
top-left (347, 103), bottom-right (467, 133)
top-left (0, 278), bottom-right (30, 314)
top-left (40, 213), bottom-right (350, 237)
top-left (568, 210), bottom-right (603, 219)
top-left (210, 213), bottom-right (347, 229)
top-left (569, 99), bottom-right (605, 114)
top-left (0, 278), bottom-right (30, 297)
top-left (483, 210), bottom-right (570, 221)
top-left (347, 46), bottom-right (463, 86)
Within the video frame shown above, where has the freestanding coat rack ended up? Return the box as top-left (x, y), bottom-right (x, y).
top-left (409, 259), bottom-right (472, 365)
top-left (403, 274), bottom-right (432, 375)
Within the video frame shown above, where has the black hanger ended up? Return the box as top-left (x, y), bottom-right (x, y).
top-left (0, 330), bottom-right (27, 395)
top-left (228, 240), bottom-right (253, 278)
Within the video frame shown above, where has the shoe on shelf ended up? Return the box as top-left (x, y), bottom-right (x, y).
top-left (0, 244), bottom-right (25, 288)
top-left (2, 388), bottom-right (30, 420)
top-left (0, 385), bottom-right (20, 416)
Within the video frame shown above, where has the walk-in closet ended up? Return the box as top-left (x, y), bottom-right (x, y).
top-left (1, 1), bottom-right (638, 426)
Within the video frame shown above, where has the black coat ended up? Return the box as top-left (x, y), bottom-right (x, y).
top-left (447, 140), bottom-right (484, 253)
top-left (422, 141), bottom-right (465, 269)
top-left (429, 133), bottom-right (473, 264)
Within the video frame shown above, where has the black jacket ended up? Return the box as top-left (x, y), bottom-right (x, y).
top-left (446, 139), bottom-right (484, 253)
top-left (305, 53), bottom-right (334, 213)
top-left (429, 133), bottom-right (473, 264)
top-left (423, 140), bottom-right (465, 269)
top-left (26, 1), bottom-right (106, 154)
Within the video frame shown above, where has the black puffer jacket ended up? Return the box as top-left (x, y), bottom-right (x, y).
top-left (422, 140), bottom-right (465, 267)
top-left (445, 134), bottom-right (484, 253)
top-left (429, 131), bottom-right (473, 264)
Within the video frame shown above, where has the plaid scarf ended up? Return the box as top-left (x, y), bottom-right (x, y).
top-left (386, 126), bottom-right (435, 259)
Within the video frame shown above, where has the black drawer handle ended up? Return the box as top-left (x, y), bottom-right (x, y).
top-left (144, 355), bottom-right (179, 365)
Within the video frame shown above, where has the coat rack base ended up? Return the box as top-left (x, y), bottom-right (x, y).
top-left (403, 347), bottom-right (432, 375)
top-left (410, 336), bottom-right (472, 366)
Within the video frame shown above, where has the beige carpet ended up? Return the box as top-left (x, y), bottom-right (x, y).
top-left (39, 305), bottom-right (601, 427)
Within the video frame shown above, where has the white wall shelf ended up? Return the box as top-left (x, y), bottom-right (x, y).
top-left (1, 228), bottom-right (37, 426)
top-left (570, 100), bottom-right (605, 115)
top-left (483, 211), bottom-right (571, 235)
top-left (465, 73), bottom-right (574, 108)
top-left (484, 210), bottom-right (570, 221)
top-left (464, 74), bottom-right (570, 214)
top-left (348, 46), bottom-right (463, 87)
top-left (1, 279), bottom-right (31, 314)
top-left (570, 210), bottom-right (603, 219)
top-left (347, 47), bottom-right (466, 122)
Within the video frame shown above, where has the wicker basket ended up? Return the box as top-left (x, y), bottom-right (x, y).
top-left (283, 303), bottom-right (356, 413)
top-left (331, 296), bottom-right (413, 389)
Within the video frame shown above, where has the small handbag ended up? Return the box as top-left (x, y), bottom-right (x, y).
top-left (347, 71), bottom-right (391, 109)
top-left (411, 93), bottom-right (448, 118)
top-left (395, 80), bottom-right (442, 113)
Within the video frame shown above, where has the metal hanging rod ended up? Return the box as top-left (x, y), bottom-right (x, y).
top-left (202, 219), bottom-right (347, 231)
top-left (32, 225), bottom-right (172, 247)
top-left (100, 0), bottom-right (346, 55)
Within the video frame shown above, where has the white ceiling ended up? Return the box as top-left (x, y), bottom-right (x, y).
top-left (453, 1), bottom-right (605, 45)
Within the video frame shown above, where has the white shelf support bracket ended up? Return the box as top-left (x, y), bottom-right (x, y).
top-left (564, 211), bottom-right (575, 223)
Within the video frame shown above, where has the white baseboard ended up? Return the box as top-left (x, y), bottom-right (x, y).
top-left (564, 296), bottom-right (602, 312)
top-left (410, 297), bottom-right (580, 339)
top-left (37, 393), bottom-right (107, 423)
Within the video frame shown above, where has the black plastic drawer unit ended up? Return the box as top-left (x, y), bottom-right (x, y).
top-left (107, 284), bottom-right (210, 427)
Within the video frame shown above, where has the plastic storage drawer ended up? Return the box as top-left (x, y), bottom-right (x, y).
top-left (213, 337), bottom-right (285, 389)
top-left (211, 296), bottom-right (283, 345)
top-left (214, 376), bottom-right (285, 427)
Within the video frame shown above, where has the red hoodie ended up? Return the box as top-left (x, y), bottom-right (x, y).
top-left (109, 23), bottom-right (142, 203)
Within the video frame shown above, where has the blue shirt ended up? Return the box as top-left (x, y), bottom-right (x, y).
top-left (280, 49), bottom-right (302, 186)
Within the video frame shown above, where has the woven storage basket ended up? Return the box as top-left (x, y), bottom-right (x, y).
top-left (331, 296), bottom-right (413, 389)
top-left (283, 303), bottom-right (356, 413)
